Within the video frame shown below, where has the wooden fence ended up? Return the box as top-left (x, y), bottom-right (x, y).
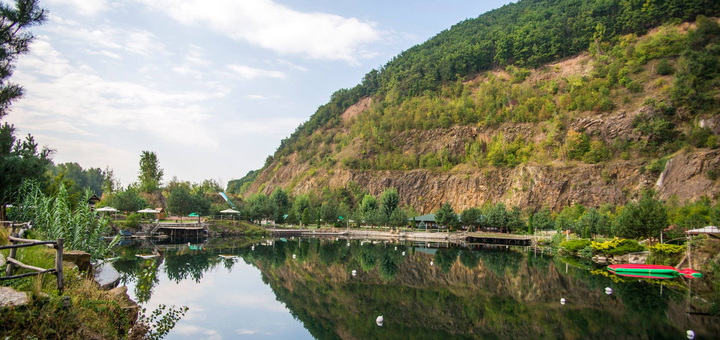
top-left (0, 222), bottom-right (64, 294)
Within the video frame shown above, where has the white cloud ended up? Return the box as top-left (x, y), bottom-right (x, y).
top-left (13, 37), bottom-right (223, 150)
top-left (277, 59), bottom-right (308, 72)
top-left (47, 22), bottom-right (168, 59)
top-left (236, 329), bottom-right (258, 335)
top-left (174, 324), bottom-right (222, 340)
top-left (227, 65), bottom-right (285, 80)
top-left (131, 0), bottom-right (384, 64)
top-left (46, 0), bottom-right (110, 16)
top-left (244, 94), bottom-right (266, 100)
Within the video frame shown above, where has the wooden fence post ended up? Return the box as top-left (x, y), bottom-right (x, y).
top-left (5, 232), bottom-right (18, 277)
top-left (55, 238), bottom-right (64, 295)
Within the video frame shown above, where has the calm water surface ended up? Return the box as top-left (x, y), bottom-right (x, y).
top-left (114, 237), bottom-right (720, 340)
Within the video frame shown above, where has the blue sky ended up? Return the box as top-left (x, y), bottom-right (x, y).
top-left (7, 0), bottom-right (513, 186)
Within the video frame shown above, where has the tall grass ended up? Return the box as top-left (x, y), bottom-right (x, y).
top-left (11, 181), bottom-right (119, 260)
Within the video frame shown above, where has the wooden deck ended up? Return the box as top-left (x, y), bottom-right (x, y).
top-left (151, 223), bottom-right (209, 235)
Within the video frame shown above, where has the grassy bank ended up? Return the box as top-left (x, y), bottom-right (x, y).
top-left (207, 220), bottom-right (270, 236)
top-left (0, 227), bottom-right (136, 339)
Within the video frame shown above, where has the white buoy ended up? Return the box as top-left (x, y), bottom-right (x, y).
top-left (347, 242), bottom-right (350, 247)
top-left (560, 298), bottom-right (566, 305)
top-left (292, 254), bottom-right (296, 259)
top-left (376, 316), bottom-right (383, 327)
top-left (394, 246), bottom-right (397, 251)
top-left (352, 270), bottom-right (357, 276)
top-left (251, 246), bottom-right (254, 251)
top-left (430, 261), bottom-right (434, 266)
top-left (402, 251), bottom-right (406, 256)
top-left (605, 287), bottom-right (613, 295)
top-left (687, 330), bottom-right (695, 339)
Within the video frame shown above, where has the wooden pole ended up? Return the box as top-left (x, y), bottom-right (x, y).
top-left (55, 238), bottom-right (64, 295)
top-left (5, 232), bottom-right (18, 277)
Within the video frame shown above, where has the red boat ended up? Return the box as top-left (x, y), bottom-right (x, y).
top-left (607, 264), bottom-right (702, 278)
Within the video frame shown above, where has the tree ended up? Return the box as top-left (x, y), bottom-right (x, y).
top-left (138, 151), bottom-right (164, 192)
top-left (167, 186), bottom-right (192, 223)
top-left (388, 208), bottom-right (408, 227)
top-left (0, 0), bottom-right (46, 120)
top-left (435, 202), bottom-right (458, 229)
top-left (576, 208), bottom-right (609, 238)
top-left (533, 207), bottom-right (555, 231)
top-left (320, 201), bottom-right (338, 225)
top-left (359, 194), bottom-right (379, 225)
top-left (113, 186), bottom-right (148, 214)
top-left (506, 206), bottom-right (526, 233)
top-left (0, 123), bottom-right (52, 219)
top-left (379, 188), bottom-right (400, 223)
top-left (293, 194), bottom-right (311, 226)
top-left (245, 193), bottom-right (274, 222)
top-left (102, 166), bottom-right (118, 195)
top-left (484, 203), bottom-right (508, 232)
top-left (270, 188), bottom-right (290, 223)
top-left (614, 191), bottom-right (668, 240)
top-left (460, 207), bottom-right (482, 232)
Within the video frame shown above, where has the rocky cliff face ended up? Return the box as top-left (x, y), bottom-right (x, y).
top-left (243, 26), bottom-right (720, 212)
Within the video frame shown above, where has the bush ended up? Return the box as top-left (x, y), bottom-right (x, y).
top-left (560, 239), bottom-right (591, 252)
top-left (578, 245), bottom-right (593, 259)
top-left (123, 213), bottom-right (141, 229)
top-left (605, 239), bottom-right (645, 256)
top-left (655, 59), bottom-right (674, 75)
top-left (649, 243), bottom-right (684, 255)
top-left (592, 237), bottom-right (645, 256)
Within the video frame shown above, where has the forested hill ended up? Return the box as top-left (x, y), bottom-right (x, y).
top-left (228, 0), bottom-right (720, 213)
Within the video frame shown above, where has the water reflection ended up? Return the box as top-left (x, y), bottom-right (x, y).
top-left (113, 237), bottom-right (720, 340)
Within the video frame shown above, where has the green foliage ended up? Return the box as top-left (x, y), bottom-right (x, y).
top-left (123, 213), bottom-right (141, 230)
top-left (687, 126), bottom-right (716, 148)
top-left (613, 191), bottom-right (668, 239)
top-left (243, 193), bottom-right (274, 221)
top-left (649, 243), bottom-right (684, 255)
top-left (435, 202), bottom-right (458, 228)
top-left (226, 169), bottom-right (259, 195)
top-left (50, 162), bottom-right (106, 196)
top-left (460, 207), bottom-right (482, 229)
top-left (11, 181), bottom-right (119, 260)
top-left (532, 207), bottom-right (554, 231)
top-left (0, 123), bottom-right (53, 218)
top-left (560, 239), bottom-right (591, 253)
top-left (671, 16), bottom-right (720, 113)
top-left (137, 304), bottom-right (189, 340)
top-left (486, 133), bottom-right (532, 167)
top-left (380, 188), bottom-right (400, 220)
top-left (271, 188), bottom-right (290, 223)
top-left (0, 0), bottom-right (46, 120)
top-left (167, 186), bottom-right (211, 219)
top-left (583, 140), bottom-right (610, 164)
top-left (604, 239), bottom-right (645, 256)
top-left (138, 151), bottom-right (164, 193)
top-left (111, 186), bottom-right (147, 214)
top-left (578, 245), bottom-right (593, 259)
top-left (655, 59), bottom-right (674, 75)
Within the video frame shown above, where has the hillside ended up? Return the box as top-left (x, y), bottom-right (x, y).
top-left (230, 0), bottom-right (720, 213)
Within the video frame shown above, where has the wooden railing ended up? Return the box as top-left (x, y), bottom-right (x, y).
top-left (1, 222), bottom-right (64, 294)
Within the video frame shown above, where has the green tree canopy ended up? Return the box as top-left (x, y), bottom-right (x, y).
top-left (138, 151), bottom-right (164, 192)
top-left (112, 186), bottom-right (148, 214)
top-left (435, 202), bottom-right (458, 228)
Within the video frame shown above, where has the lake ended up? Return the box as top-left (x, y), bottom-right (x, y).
top-left (113, 237), bottom-right (720, 340)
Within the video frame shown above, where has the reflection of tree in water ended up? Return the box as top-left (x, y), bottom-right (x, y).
top-left (434, 248), bottom-right (460, 273)
top-left (222, 257), bottom-right (237, 271)
top-left (135, 259), bottom-right (160, 304)
top-left (164, 251), bottom-right (213, 283)
top-left (476, 247), bottom-right (523, 277)
top-left (459, 250), bottom-right (480, 269)
top-left (114, 257), bottom-right (143, 285)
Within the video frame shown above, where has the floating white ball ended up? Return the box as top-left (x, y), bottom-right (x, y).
top-left (605, 287), bottom-right (613, 295)
top-left (560, 298), bottom-right (566, 305)
top-left (352, 270), bottom-right (357, 276)
top-left (687, 330), bottom-right (695, 339)
top-left (430, 261), bottom-right (434, 266)
top-left (292, 254), bottom-right (296, 259)
top-left (376, 316), bottom-right (383, 327)
top-left (402, 251), bottom-right (406, 256)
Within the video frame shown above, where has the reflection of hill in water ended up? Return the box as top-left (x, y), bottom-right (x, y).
top-left (114, 239), bottom-right (719, 340)
top-left (241, 241), bottom-right (714, 340)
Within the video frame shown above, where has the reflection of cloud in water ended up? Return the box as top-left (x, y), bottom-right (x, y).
top-left (217, 293), bottom-right (289, 313)
top-left (175, 324), bottom-right (222, 340)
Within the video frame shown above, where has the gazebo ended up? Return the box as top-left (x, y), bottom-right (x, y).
top-left (219, 209), bottom-right (240, 220)
top-left (96, 206), bottom-right (118, 219)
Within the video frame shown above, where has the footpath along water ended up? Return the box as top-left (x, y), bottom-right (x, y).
top-left (115, 237), bottom-right (720, 340)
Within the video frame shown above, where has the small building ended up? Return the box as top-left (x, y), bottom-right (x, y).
top-left (87, 195), bottom-right (101, 208)
top-left (154, 208), bottom-right (166, 220)
top-left (409, 214), bottom-right (437, 229)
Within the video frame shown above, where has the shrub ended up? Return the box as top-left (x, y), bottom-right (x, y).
top-left (578, 245), bottom-right (593, 259)
top-left (592, 237), bottom-right (645, 256)
top-left (656, 59), bottom-right (674, 75)
top-left (649, 243), bottom-right (684, 255)
top-left (124, 213), bottom-right (141, 229)
top-left (560, 239), bottom-right (592, 252)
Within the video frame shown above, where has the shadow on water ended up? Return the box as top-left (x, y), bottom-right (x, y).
top-left (113, 237), bottom-right (720, 340)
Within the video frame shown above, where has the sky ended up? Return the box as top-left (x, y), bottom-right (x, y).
top-left (6, 0), bottom-right (513, 188)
